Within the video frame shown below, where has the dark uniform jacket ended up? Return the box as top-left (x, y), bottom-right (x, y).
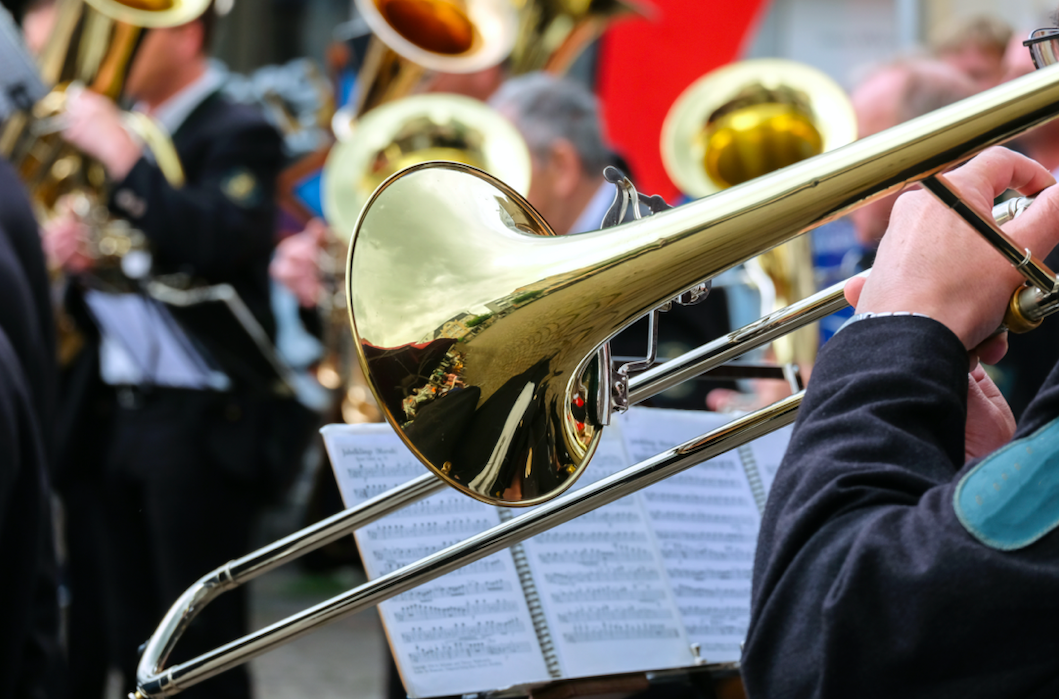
top-left (743, 316), bottom-right (1059, 699)
top-left (59, 89), bottom-right (286, 489)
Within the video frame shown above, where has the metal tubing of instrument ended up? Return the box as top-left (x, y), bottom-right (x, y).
top-left (922, 176), bottom-right (1056, 291)
top-left (134, 394), bottom-right (801, 697)
top-left (135, 472), bottom-right (443, 689)
top-left (627, 272), bottom-right (865, 404)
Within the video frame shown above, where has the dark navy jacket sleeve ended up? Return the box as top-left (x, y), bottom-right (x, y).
top-left (109, 100), bottom-right (283, 280)
top-left (743, 316), bottom-right (1059, 699)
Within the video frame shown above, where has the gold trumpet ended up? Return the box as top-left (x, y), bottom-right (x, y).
top-left (129, 63), bottom-right (1059, 699)
top-left (661, 59), bottom-right (858, 369)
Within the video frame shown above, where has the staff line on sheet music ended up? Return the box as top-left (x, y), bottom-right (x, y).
top-left (399, 617), bottom-right (527, 642)
top-left (561, 622), bottom-right (681, 643)
top-left (550, 586), bottom-right (667, 603)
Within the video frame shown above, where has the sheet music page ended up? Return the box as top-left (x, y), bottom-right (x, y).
top-left (742, 424), bottom-right (794, 497)
top-left (616, 408), bottom-right (759, 665)
top-left (322, 424), bottom-right (550, 698)
top-left (518, 426), bottom-right (695, 677)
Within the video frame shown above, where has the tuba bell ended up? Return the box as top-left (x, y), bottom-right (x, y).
top-left (661, 59), bottom-right (857, 370)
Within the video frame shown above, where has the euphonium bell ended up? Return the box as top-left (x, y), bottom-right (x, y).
top-left (661, 59), bottom-right (857, 367)
top-left (323, 93), bottom-right (531, 240)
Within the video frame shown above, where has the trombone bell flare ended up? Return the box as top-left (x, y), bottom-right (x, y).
top-left (347, 65), bottom-right (1059, 507)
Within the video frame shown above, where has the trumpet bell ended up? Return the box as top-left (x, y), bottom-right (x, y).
top-left (662, 59), bottom-right (856, 197)
top-left (323, 94), bottom-right (531, 241)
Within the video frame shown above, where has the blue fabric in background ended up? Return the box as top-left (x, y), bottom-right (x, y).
top-left (811, 218), bottom-right (861, 344)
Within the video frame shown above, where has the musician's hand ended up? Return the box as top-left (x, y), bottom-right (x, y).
top-left (271, 218), bottom-right (329, 307)
top-left (42, 213), bottom-right (93, 274)
top-left (62, 87), bottom-right (142, 181)
top-left (964, 364), bottom-right (1015, 463)
top-left (848, 146), bottom-right (1059, 353)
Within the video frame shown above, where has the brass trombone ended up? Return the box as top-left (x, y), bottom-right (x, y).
top-left (132, 65), bottom-right (1059, 698)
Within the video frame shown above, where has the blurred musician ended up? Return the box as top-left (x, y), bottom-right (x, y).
top-left (742, 31), bottom-right (1059, 695)
top-left (0, 156), bottom-right (63, 699)
top-left (44, 4), bottom-right (284, 697)
top-left (848, 59), bottom-right (976, 257)
top-left (931, 14), bottom-right (1012, 92)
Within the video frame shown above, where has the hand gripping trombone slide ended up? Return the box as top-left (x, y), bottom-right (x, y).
top-left (133, 65), bottom-right (1059, 697)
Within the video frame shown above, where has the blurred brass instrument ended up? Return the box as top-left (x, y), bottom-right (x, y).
top-left (318, 93), bottom-right (532, 423)
top-left (349, 0), bottom-right (519, 115)
top-left (0, 0), bottom-right (208, 286)
top-left (131, 65), bottom-right (1059, 698)
top-left (507, 0), bottom-right (652, 74)
top-left (661, 59), bottom-right (857, 369)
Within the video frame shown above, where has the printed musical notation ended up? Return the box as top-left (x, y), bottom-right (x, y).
top-left (674, 586), bottom-right (752, 600)
top-left (393, 599), bottom-right (520, 622)
top-left (543, 565), bottom-right (660, 585)
top-left (321, 409), bottom-right (792, 695)
top-left (366, 518), bottom-right (496, 541)
top-left (556, 604), bottom-right (673, 623)
top-left (393, 579), bottom-right (512, 603)
top-left (549, 586), bottom-right (667, 604)
top-left (399, 617), bottom-right (526, 643)
top-left (562, 622), bottom-right (682, 644)
top-left (408, 640), bottom-right (535, 665)
top-left (660, 545), bottom-right (755, 562)
top-left (322, 423), bottom-right (550, 697)
top-left (537, 545), bottom-right (654, 565)
top-left (654, 529), bottom-right (758, 544)
top-left (617, 408), bottom-right (767, 665)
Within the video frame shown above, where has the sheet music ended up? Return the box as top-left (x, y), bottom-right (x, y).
top-left (518, 427), bottom-right (695, 677)
top-left (617, 408), bottom-right (760, 664)
top-left (322, 424), bottom-right (550, 698)
top-left (742, 424), bottom-right (794, 496)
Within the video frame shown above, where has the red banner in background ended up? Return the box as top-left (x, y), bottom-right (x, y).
top-left (597, 0), bottom-right (770, 202)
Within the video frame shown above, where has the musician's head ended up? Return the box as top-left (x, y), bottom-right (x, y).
top-left (849, 58), bottom-right (976, 247)
top-left (124, 2), bottom-right (218, 108)
top-left (490, 72), bottom-right (614, 234)
top-left (930, 14), bottom-right (1012, 92)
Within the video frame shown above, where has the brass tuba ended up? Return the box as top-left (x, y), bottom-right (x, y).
top-left (661, 59), bottom-right (857, 370)
top-left (0, 0), bottom-right (209, 285)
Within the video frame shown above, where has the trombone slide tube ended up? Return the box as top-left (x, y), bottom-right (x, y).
top-left (628, 272), bottom-right (865, 404)
top-left (134, 472), bottom-right (443, 692)
top-left (134, 395), bottom-right (801, 697)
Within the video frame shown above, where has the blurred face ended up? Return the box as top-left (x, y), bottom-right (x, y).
top-left (850, 68), bottom-right (907, 248)
top-left (22, 0), bottom-right (58, 56)
top-left (940, 44), bottom-right (1005, 92)
top-left (125, 28), bottom-right (181, 103)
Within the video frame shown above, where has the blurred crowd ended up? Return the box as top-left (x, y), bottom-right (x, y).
top-left (0, 1), bottom-right (1058, 698)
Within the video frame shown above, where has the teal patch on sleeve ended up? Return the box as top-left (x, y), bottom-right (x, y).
top-left (954, 416), bottom-right (1059, 550)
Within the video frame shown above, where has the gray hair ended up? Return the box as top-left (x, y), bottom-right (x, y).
top-left (489, 72), bottom-right (612, 175)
